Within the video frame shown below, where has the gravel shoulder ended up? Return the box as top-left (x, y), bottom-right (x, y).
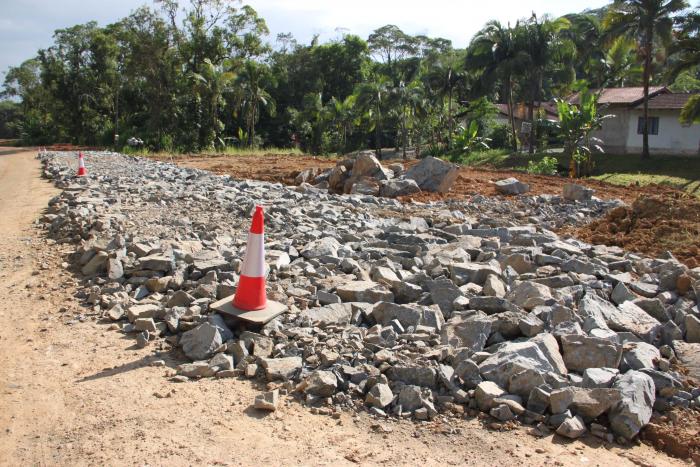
top-left (0, 147), bottom-right (690, 466)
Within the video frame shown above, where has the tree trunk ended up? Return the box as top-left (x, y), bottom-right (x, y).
top-left (506, 77), bottom-right (518, 152)
top-left (642, 38), bottom-right (652, 159)
top-left (402, 106), bottom-right (408, 160)
top-left (528, 98), bottom-right (535, 156)
top-left (528, 76), bottom-right (539, 156)
top-left (447, 86), bottom-right (453, 150)
top-left (376, 105), bottom-right (382, 158)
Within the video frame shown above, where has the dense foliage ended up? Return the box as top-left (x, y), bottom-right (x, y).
top-left (1, 0), bottom-right (698, 156)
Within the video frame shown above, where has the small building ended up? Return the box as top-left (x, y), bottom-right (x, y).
top-left (572, 87), bottom-right (700, 156)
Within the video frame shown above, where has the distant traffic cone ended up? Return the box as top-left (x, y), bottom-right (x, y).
top-left (233, 205), bottom-right (267, 311)
top-left (77, 151), bottom-right (87, 176)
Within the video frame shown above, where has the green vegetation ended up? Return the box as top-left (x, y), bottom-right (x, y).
top-left (458, 150), bottom-right (700, 197)
top-left (0, 0), bottom-right (697, 162)
top-left (527, 156), bottom-right (559, 175)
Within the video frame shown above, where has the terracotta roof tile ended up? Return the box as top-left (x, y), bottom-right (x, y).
top-left (634, 93), bottom-right (696, 109)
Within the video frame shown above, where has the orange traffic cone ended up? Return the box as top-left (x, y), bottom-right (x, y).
top-left (77, 152), bottom-right (87, 176)
top-left (233, 205), bottom-right (267, 311)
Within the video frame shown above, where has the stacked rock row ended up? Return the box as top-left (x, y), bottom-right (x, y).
top-left (295, 151), bottom-right (459, 197)
top-left (38, 151), bottom-right (700, 443)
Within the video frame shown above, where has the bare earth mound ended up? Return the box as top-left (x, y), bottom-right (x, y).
top-left (567, 195), bottom-right (700, 268)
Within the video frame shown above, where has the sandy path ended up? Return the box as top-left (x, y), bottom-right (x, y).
top-left (0, 147), bottom-right (687, 466)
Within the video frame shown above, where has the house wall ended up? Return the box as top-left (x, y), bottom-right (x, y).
top-left (625, 109), bottom-right (700, 156)
top-left (594, 106), bottom-right (630, 154)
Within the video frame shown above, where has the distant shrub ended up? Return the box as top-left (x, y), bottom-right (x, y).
top-left (527, 156), bottom-right (558, 175)
top-left (488, 124), bottom-right (513, 149)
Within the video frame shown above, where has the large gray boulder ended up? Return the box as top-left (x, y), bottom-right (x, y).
top-left (609, 370), bottom-right (656, 440)
top-left (478, 334), bottom-right (566, 392)
top-left (403, 156), bottom-right (459, 193)
top-left (563, 183), bottom-right (594, 202)
top-left (560, 335), bottom-right (622, 372)
top-left (495, 178), bottom-right (529, 195)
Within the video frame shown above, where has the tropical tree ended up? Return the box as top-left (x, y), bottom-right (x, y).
top-left (234, 60), bottom-right (275, 147)
top-left (604, 0), bottom-right (690, 158)
top-left (668, 12), bottom-right (700, 123)
top-left (519, 14), bottom-right (572, 154)
top-left (468, 21), bottom-right (529, 152)
top-left (353, 77), bottom-right (391, 157)
top-left (555, 89), bottom-right (612, 177)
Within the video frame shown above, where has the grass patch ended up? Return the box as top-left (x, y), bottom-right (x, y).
top-left (129, 145), bottom-right (310, 160)
top-left (455, 149), bottom-right (700, 197)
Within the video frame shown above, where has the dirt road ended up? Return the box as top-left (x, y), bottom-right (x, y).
top-left (0, 147), bottom-right (688, 466)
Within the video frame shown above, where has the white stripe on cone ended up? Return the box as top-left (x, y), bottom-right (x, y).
top-left (79, 155), bottom-right (86, 169)
top-left (241, 232), bottom-right (265, 277)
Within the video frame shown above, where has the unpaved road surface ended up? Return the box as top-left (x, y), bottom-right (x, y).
top-left (0, 146), bottom-right (689, 466)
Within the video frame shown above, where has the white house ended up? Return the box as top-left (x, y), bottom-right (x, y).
top-left (574, 87), bottom-right (700, 156)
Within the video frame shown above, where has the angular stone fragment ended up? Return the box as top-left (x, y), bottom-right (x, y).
top-left (379, 179), bottom-right (421, 198)
top-left (82, 251), bottom-right (108, 276)
top-left (254, 389), bottom-right (279, 411)
top-left (302, 303), bottom-right (353, 327)
top-left (301, 237), bottom-right (341, 259)
top-left (178, 361), bottom-right (215, 378)
top-left (260, 357), bottom-right (303, 382)
top-left (450, 262), bottom-right (502, 286)
top-left (302, 370), bottom-right (338, 396)
top-left (387, 366), bottom-right (437, 388)
top-left (441, 314), bottom-right (492, 352)
top-left (495, 178), bottom-right (529, 195)
top-left (180, 323), bottom-right (222, 361)
top-left (620, 342), bottom-right (660, 371)
top-left (336, 281), bottom-right (394, 303)
top-left (556, 415), bottom-right (587, 439)
top-left (609, 370), bottom-right (656, 440)
top-left (475, 381), bottom-right (506, 411)
top-left (563, 184), bottom-right (594, 202)
top-left (582, 368), bottom-right (619, 388)
top-left (550, 387), bottom-right (621, 418)
top-left (365, 383), bottom-right (394, 409)
top-left (479, 334), bottom-right (567, 391)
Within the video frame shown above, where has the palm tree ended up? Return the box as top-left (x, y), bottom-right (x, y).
top-left (392, 80), bottom-right (426, 159)
top-left (604, 36), bottom-right (644, 86)
top-left (468, 21), bottom-right (529, 152)
top-left (234, 60), bottom-right (275, 147)
top-left (668, 12), bottom-right (700, 124)
top-left (604, 0), bottom-right (689, 158)
top-left (519, 14), bottom-right (571, 154)
top-left (422, 55), bottom-right (464, 149)
top-left (324, 95), bottom-right (356, 152)
top-left (353, 77), bottom-right (391, 157)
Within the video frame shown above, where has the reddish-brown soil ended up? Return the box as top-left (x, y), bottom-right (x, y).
top-left (642, 409), bottom-right (700, 464)
top-left (157, 154), bottom-right (688, 204)
top-left (565, 195), bottom-right (700, 268)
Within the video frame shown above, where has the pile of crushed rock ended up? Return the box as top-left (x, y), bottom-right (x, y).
top-left (37, 150), bottom-right (700, 444)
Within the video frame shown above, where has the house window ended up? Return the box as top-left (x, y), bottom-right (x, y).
top-left (637, 117), bottom-right (659, 135)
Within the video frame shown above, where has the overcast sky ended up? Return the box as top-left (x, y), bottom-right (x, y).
top-left (1, 0), bottom-right (617, 78)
